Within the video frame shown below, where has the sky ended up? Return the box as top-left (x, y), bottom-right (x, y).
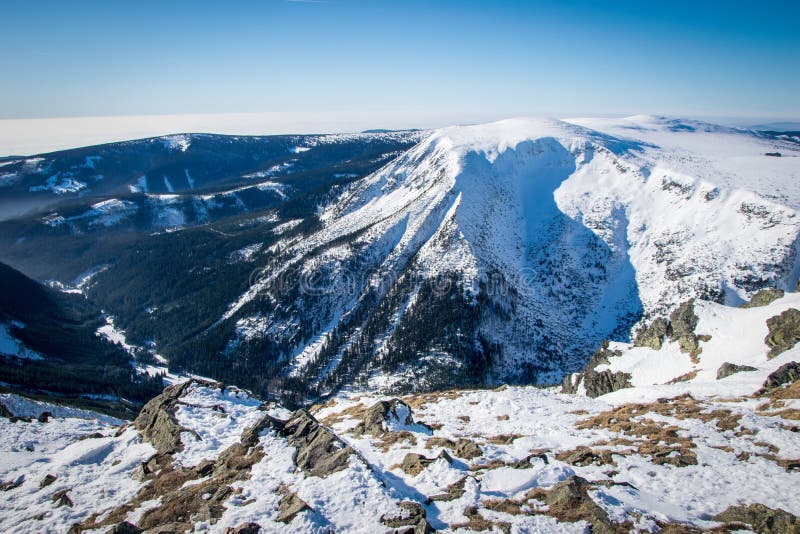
top-left (0, 0), bottom-right (798, 153)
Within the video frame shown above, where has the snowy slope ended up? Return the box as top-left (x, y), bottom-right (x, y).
top-left (219, 116), bottom-right (800, 389)
top-left (2, 304), bottom-right (799, 534)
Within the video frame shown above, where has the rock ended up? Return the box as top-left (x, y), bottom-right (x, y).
top-left (381, 501), bottom-right (433, 533)
top-left (52, 489), bottom-right (73, 507)
top-left (426, 437), bottom-right (482, 459)
top-left (0, 402), bottom-right (13, 419)
top-left (668, 300), bottom-right (699, 341)
top-left (562, 342), bottom-right (632, 398)
top-left (223, 523), bottom-right (261, 534)
top-left (714, 503), bottom-right (800, 533)
top-left (529, 476), bottom-right (624, 534)
top-left (716, 362), bottom-right (758, 380)
top-left (760, 361), bottom-right (800, 392)
top-left (223, 522), bottom-right (261, 534)
top-left (37, 411), bottom-right (53, 423)
top-left (40, 474), bottom-right (57, 488)
top-left (278, 410), bottom-right (356, 477)
top-left (765, 309), bottom-right (800, 358)
top-left (741, 288), bottom-right (785, 308)
top-left (634, 317), bottom-right (669, 350)
top-left (105, 522), bottom-right (143, 534)
top-left (401, 450), bottom-right (453, 476)
top-left (354, 399), bottom-right (414, 436)
top-left (0, 475), bottom-right (24, 491)
top-left (133, 381), bottom-right (199, 454)
top-left (275, 484), bottom-right (310, 524)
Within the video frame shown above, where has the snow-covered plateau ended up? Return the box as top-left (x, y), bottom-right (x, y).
top-left (1, 287), bottom-right (800, 532)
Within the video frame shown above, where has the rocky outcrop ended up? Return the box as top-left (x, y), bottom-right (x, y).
top-left (633, 318), bottom-right (669, 350)
top-left (401, 450), bottom-right (453, 476)
top-left (275, 484), bottom-right (311, 524)
top-left (274, 409), bottom-right (357, 477)
top-left (495, 476), bottom-right (629, 534)
top-left (714, 503), bottom-right (800, 533)
top-left (716, 362), bottom-right (758, 380)
top-left (0, 402), bottom-right (12, 419)
top-left (223, 523), bottom-right (262, 534)
top-left (562, 342), bottom-right (632, 398)
top-left (52, 489), bottom-right (73, 507)
top-left (765, 309), bottom-right (800, 359)
top-left (633, 300), bottom-right (708, 359)
top-left (132, 380), bottom-right (197, 454)
top-left (741, 288), bottom-right (784, 308)
top-left (381, 501), bottom-right (433, 534)
top-left (425, 437), bottom-right (482, 459)
top-left (760, 361), bottom-right (800, 392)
top-left (106, 522), bottom-right (143, 534)
top-left (40, 474), bottom-right (57, 488)
top-left (354, 399), bottom-right (414, 436)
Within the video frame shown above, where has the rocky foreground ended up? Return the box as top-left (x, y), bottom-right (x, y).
top-left (2, 290), bottom-right (800, 532)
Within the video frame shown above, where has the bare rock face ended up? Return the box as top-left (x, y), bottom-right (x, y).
top-left (716, 362), bottom-right (758, 380)
top-left (106, 522), bottom-right (143, 534)
top-left (426, 437), bottom-right (482, 460)
top-left (0, 402), bottom-right (12, 419)
top-left (354, 399), bottom-right (415, 436)
top-left (132, 381), bottom-right (196, 454)
top-left (714, 503), bottom-right (800, 533)
top-left (741, 288), bottom-right (785, 308)
top-left (223, 523), bottom-right (261, 534)
top-left (381, 501), bottom-right (433, 534)
top-left (633, 317), bottom-right (669, 350)
top-left (765, 309), bottom-right (800, 359)
top-left (562, 342), bottom-right (632, 398)
top-left (527, 476), bottom-right (626, 534)
top-left (760, 361), bottom-right (800, 392)
top-left (401, 450), bottom-right (453, 476)
top-left (275, 409), bottom-right (357, 478)
top-left (275, 484), bottom-right (311, 524)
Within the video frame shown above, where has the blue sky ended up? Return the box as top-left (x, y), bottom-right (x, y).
top-left (0, 0), bottom-right (797, 124)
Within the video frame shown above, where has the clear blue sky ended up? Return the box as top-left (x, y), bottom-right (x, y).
top-left (1, 0), bottom-right (797, 122)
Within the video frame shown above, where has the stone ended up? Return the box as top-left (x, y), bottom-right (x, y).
top-left (105, 522), bottom-right (143, 534)
top-left (37, 411), bottom-right (53, 423)
top-left (133, 381), bottom-right (196, 454)
top-left (275, 484), bottom-right (310, 524)
top-left (40, 474), bottom-right (57, 488)
top-left (381, 501), bottom-right (433, 533)
top-left (714, 503), bottom-right (799, 533)
top-left (401, 450), bottom-right (453, 476)
top-left (760, 361), bottom-right (800, 392)
top-left (765, 309), bottom-right (800, 358)
top-left (634, 317), bottom-right (669, 350)
top-left (52, 489), bottom-right (73, 507)
top-left (716, 362), bottom-right (758, 380)
top-left (354, 399), bottom-right (414, 436)
top-left (741, 288), bottom-right (784, 308)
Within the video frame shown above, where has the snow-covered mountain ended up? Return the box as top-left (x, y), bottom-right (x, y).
top-left (2, 288), bottom-right (799, 533)
top-left (214, 116), bottom-right (800, 393)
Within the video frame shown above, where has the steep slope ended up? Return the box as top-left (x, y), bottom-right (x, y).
top-left (194, 117), bottom-right (800, 395)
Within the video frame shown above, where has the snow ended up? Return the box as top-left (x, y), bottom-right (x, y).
top-left (129, 175), bottom-right (148, 193)
top-left (28, 172), bottom-right (87, 194)
top-left (96, 316), bottom-right (138, 356)
top-left (161, 134), bottom-right (191, 152)
top-left (596, 291), bottom-right (800, 402)
top-left (221, 115), bottom-right (800, 383)
top-left (290, 146), bottom-right (311, 154)
top-left (171, 384), bottom-right (264, 467)
top-left (0, 323), bottom-right (44, 361)
top-left (227, 243), bottom-right (263, 263)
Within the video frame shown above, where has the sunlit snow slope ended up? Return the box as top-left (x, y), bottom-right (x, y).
top-left (219, 116), bottom-right (800, 391)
